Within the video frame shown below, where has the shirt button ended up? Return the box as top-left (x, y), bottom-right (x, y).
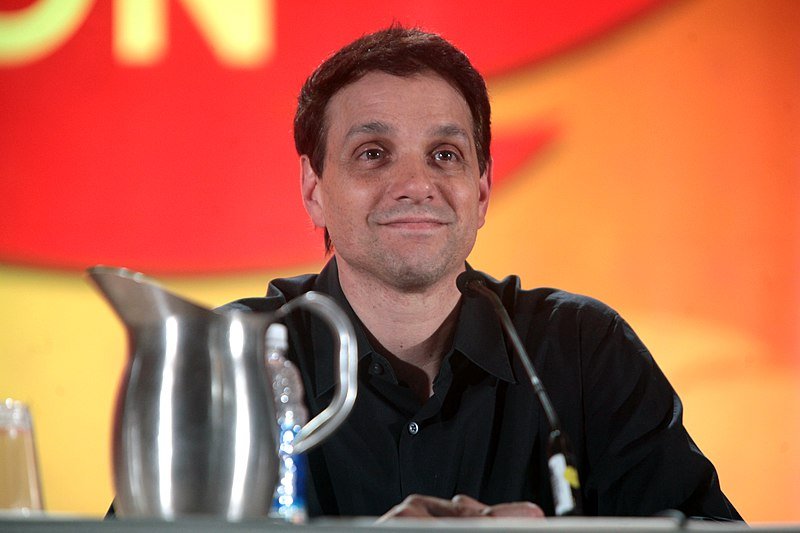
top-left (408, 422), bottom-right (419, 435)
top-left (369, 362), bottom-right (384, 375)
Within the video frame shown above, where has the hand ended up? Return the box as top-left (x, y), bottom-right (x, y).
top-left (376, 494), bottom-right (545, 522)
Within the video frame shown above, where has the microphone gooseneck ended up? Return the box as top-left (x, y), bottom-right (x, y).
top-left (455, 270), bottom-right (583, 516)
top-left (457, 271), bottom-right (560, 430)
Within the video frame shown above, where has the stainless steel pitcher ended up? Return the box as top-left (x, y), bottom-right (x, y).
top-left (87, 266), bottom-right (357, 520)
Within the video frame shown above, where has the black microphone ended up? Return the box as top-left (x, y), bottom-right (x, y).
top-left (456, 270), bottom-right (582, 516)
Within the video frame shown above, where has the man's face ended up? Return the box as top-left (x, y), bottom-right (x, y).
top-left (301, 71), bottom-right (491, 291)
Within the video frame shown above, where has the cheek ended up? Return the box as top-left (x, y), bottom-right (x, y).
top-left (449, 183), bottom-right (482, 216)
top-left (323, 189), bottom-right (365, 230)
top-left (330, 183), bottom-right (382, 216)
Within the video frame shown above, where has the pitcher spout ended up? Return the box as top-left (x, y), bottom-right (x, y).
top-left (86, 265), bottom-right (212, 327)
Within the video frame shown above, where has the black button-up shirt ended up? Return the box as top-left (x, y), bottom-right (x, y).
top-left (225, 258), bottom-right (741, 520)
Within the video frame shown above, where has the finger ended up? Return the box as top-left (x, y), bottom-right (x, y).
top-left (483, 502), bottom-right (546, 518)
top-left (376, 494), bottom-right (462, 522)
top-left (451, 494), bottom-right (490, 516)
top-left (416, 495), bottom-right (469, 517)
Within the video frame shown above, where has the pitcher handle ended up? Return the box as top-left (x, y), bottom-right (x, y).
top-left (274, 292), bottom-right (358, 455)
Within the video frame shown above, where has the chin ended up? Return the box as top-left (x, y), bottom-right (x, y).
top-left (380, 258), bottom-right (461, 292)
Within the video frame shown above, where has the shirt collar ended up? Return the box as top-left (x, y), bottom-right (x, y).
top-left (309, 258), bottom-right (516, 397)
top-left (309, 258), bottom-right (374, 397)
top-left (452, 264), bottom-right (516, 384)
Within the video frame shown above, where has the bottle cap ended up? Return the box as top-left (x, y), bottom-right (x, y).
top-left (266, 323), bottom-right (289, 351)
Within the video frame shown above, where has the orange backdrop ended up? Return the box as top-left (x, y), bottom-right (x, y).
top-left (1, 0), bottom-right (798, 523)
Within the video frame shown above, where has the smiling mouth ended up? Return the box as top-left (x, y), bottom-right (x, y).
top-left (372, 208), bottom-right (455, 229)
top-left (380, 219), bottom-right (448, 230)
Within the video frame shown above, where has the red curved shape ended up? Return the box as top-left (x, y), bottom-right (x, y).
top-left (0, 0), bottom-right (670, 272)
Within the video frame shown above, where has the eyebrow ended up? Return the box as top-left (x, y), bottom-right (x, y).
top-left (345, 121), bottom-right (392, 139)
top-left (432, 124), bottom-right (470, 143)
top-left (345, 121), bottom-right (471, 143)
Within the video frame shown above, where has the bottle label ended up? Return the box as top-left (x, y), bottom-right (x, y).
top-left (271, 423), bottom-right (308, 524)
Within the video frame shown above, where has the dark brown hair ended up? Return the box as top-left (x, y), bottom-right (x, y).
top-left (294, 26), bottom-right (491, 252)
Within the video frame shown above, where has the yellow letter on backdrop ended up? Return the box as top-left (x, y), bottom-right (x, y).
top-left (114, 0), bottom-right (274, 67)
top-left (0, 0), bottom-right (95, 66)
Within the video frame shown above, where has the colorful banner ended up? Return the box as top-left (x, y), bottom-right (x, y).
top-left (1, 0), bottom-right (798, 522)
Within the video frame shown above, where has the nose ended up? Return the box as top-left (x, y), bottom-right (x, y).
top-left (388, 158), bottom-right (435, 203)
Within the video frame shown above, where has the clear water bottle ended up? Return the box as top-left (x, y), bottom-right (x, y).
top-left (265, 323), bottom-right (308, 524)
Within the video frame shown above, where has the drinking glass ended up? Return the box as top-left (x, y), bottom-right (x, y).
top-left (0, 399), bottom-right (44, 514)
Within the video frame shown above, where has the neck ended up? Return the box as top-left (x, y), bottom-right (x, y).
top-left (336, 258), bottom-right (464, 402)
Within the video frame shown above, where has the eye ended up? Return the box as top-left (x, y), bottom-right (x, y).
top-left (358, 148), bottom-right (384, 161)
top-left (433, 149), bottom-right (460, 163)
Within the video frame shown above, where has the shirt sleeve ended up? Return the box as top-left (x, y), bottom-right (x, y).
top-left (578, 312), bottom-right (741, 520)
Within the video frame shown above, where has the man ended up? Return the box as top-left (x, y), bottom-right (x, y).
top-left (229, 26), bottom-right (741, 520)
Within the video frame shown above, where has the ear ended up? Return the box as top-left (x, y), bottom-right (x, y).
top-left (477, 157), bottom-right (492, 228)
top-left (300, 155), bottom-right (326, 228)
